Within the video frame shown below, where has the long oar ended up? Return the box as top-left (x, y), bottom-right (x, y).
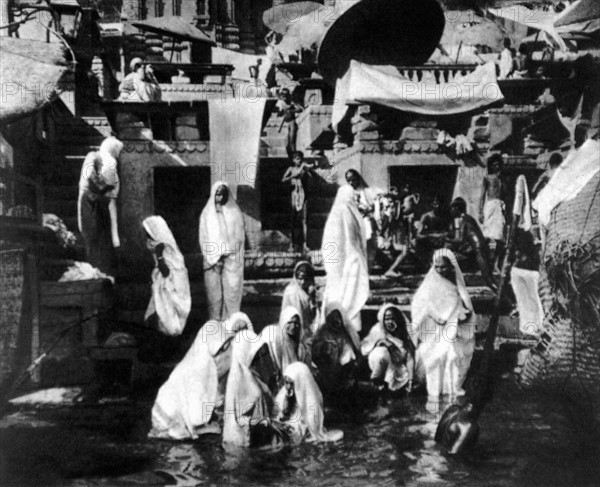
top-left (435, 175), bottom-right (530, 454)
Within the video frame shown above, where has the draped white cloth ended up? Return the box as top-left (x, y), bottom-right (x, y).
top-left (411, 249), bottom-right (475, 398)
top-left (97, 136), bottom-right (123, 199)
top-left (275, 362), bottom-right (344, 444)
top-left (149, 313), bottom-right (252, 440)
top-left (333, 61), bottom-right (503, 129)
top-left (258, 306), bottom-right (311, 374)
top-left (510, 267), bottom-right (544, 337)
top-left (199, 181), bottom-right (245, 320)
top-left (321, 185), bottom-right (369, 332)
top-left (533, 139), bottom-right (600, 226)
top-left (361, 304), bottom-right (414, 391)
top-left (143, 216), bottom-right (191, 337)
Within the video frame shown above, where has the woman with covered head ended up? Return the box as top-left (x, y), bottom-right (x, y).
top-left (143, 216), bottom-right (191, 337)
top-left (255, 306), bottom-right (312, 394)
top-left (149, 312), bottom-right (253, 440)
top-left (312, 303), bottom-right (361, 396)
top-left (275, 362), bottom-right (343, 444)
top-left (199, 181), bottom-right (245, 321)
top-left (77, 136), bottom-right (124, 274)
top-left (361, 303), bottom-right (415, 392)
top-left (223, 328), bottom-right (291, 448)
top-left (411, 249), bottom-right (475, 402)
top-left (321, 184), bottom-right (369, 332)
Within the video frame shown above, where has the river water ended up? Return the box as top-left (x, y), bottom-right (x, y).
top-left (2, 376), bottom-right (598, 487)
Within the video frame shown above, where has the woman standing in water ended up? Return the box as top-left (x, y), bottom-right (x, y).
top-left (77, 136), bottom-right (123, 274)
top-left (199, 182), bottom-right (245, 321)
top-left (411, 249), bottom-right (475, 404)
top-left (143, 216), bottom-right (191, 337)
top-left (321, 184), bottom-right (369, 332)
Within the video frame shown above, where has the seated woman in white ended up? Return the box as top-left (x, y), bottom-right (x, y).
top-left (222, 330), bottom-right (289, 448)
top-left (255, 306), bottom-right (312, 394)
top-left (411, 249), bottom-right (475, 402)
top-left (149, 313), bottom-right (253, 440)
top-left (275, 362), bottom-right (343, 444)
top-left (361, 303), bottom-right (415, 392)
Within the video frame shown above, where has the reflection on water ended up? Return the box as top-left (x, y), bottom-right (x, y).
top-left (2, 383), bottom-right (599, 487)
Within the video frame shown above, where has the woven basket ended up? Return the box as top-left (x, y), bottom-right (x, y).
top-left (521, 172), bottom-right (600, 401)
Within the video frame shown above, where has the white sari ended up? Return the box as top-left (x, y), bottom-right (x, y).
top-left (143, 216), bottom-right (191, 337)
top-left (411, 249), bottom-right (475, 399)
top-left (321, 185), bottom-right (369, 332)
top-left (275, 362), bottom-right (343, 444)
top-left (149, 313), bottom-right (252, 440)
top-left (361, 304), bottom-right (414, 391)
top-left (199, 181), bottom-right (245, 321)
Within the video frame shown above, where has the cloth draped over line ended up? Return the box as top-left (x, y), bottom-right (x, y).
top-left (533, 139), bottom-right (600, 226)
top-left (452, 163), bottom-right (486, 225)
top-left (411, 249), bottom-right (475, 398)
top-left (275, 362), bottom-right (344, 444)
top-left (361, 303), bottom-right (414, 391)
top-left (208, 97), bottom-right (266, 181)
top-left (223, 330), bottom-right (273, 447)
top-left (143, 216), bottom-right (191, 336)
top-left (321, 185), bottom-right (369, 332)
top-left (332, 61), bottom-right (504, 129)
top-left (149, 313), bottom-right (253, 440)
top-left (281, 261), bottom-right (317, 334)
top-left (199, 181), bottom-right (245, 321)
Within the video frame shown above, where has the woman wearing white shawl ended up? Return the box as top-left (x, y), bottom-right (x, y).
top-left (257, 306), bottom-right (312, 391)
top-left (321, 185), bottom-right (369, 332)
top-left (149, 313), bottom-right (252, 440)
top-left (281, 261), bottom-right (318, 334)
top-left (411, 249), bottom-right (475, 400)
top-left (199, 181), bottom-right (245, 321)
top-left (275, 362), bottom-right (343, 444)
top-left (143, 216), bottom-right (191, 337)
top-left (361, 304), bottom-right (415, 392)
top-left (78, 136), bottom-right (123, 273)
top-left (223, 329), bottom-right (289, 448)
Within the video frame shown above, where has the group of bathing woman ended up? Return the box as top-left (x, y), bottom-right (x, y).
top-left (143, 181), bottom-right (475, 448)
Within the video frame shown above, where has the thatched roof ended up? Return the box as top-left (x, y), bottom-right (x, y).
top-left (0, 37), bottom-right (72, 125)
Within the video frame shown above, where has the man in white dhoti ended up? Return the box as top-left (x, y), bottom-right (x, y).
top-left (143, 216), bottom-right (191, 337)
top-left (321, 184), bottom-right (369, 332)
top-left (199, 182), bottom-right (245, 321)
top-left (411, 249), bottom-right (475, 403)
top-left (481, 153), bottom-right (506, 270)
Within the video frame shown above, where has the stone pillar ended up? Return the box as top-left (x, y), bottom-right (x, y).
top-left (237, 0), bottom-right (254, 53)
top-left (221, 0), bottom-right (239, 50)
top-left (0, 0), bottom-right (11, 37)
top-left (351, 105), bottom-right (380, 141)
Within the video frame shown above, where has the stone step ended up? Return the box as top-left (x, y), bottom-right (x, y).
top-left (55, 144), bottom-right (101, 156)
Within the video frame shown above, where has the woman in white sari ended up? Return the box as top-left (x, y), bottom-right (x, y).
top-left (275, 362), bottom-right (343, 444)
top-left (222, 329), bottom-right (289, 448)
top-left (281, 261), bottom-right (318, 334)
top-left (199, 181), bottom-right (245, 321)
top-left (256, 306), bottom-right (312, 393)
top-left (321, 185), bottom-right (369, 332)
top-left (143, 216), bottom-right (191, 337)
top-left (361, 303), bottom-right (415, 392)
top-left (411, 249), bottom-right (475, 401)
top-left (149, 313), bottom-right (252, 440)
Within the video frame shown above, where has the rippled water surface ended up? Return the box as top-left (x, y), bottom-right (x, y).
top-left (2, 381), bottom-right (598, 487)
